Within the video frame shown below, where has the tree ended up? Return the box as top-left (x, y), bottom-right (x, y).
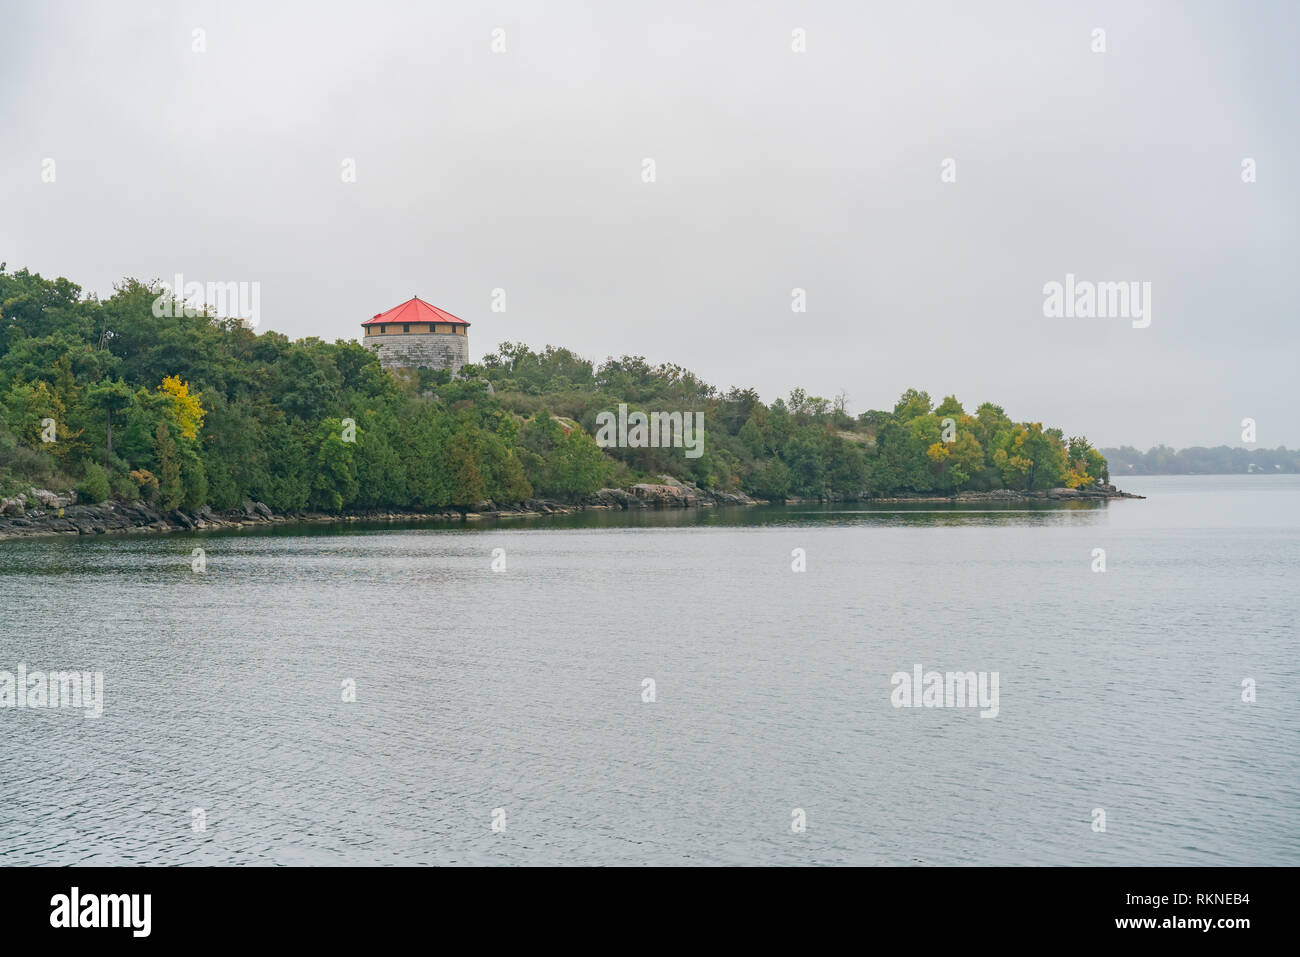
top-left (179, 447), bottom-right (207, 512)
top-left (447, 426), bottom-right (486, 504)
top-left (77, 462), bottom-right (111, 503)
top-left (87, 379), bottom-right (135, 456)
top-left (934, 394), bottom-right (964, 418)
top-left (1065, 436), bottom-right (1108, 487)
top-left (893, 389), bottom-right (932, 421)
top-left (158, 375), bottom-right (205, 440)
top-left (547, 426), bottom-right (611, 499)
top-left (784, 434), bottom-right (825, 497)
top-left (153, 421), bottom-right (183, 510)
top-left (309, 418), bottom-right (360, 511)
top-left (738, 417), bottom-right (765, 457)
top-left (0, 262), bottom-right (1113, 512)
top-left (750, 458), bottom-right (792, 500)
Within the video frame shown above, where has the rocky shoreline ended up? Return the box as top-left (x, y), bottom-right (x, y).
top-left (0, 479), bottom-right (1141, 542)
top-left (850, 484), bottom-right (1145, 505)
top-left (0, 479), bottom-right (760, 542)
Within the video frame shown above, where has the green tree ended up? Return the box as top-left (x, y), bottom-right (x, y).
top-left (179, 447), bottom-right (208, 512)
top-left (86, 379), bottom-right (136, 457)
top-left (309, 418), bottom-right (360, 511)
top-left (153, 421), bottom-right (183, 510)
top-left (77, 461), bottom-right (111, 503)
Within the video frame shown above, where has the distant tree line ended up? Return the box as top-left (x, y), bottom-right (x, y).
top-left (1102, 445), bottom-right (1299, 475)
top-left (1, 265), bottom-right (1109, 510)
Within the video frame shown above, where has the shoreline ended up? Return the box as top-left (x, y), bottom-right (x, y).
top-left (0, 482), bottom-right (1143, 543)
top-left (845, 486), bottom-right (1145, 505)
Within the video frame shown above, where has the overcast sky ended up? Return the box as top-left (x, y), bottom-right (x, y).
top-left (2, 0), bottom-right (1296, 448)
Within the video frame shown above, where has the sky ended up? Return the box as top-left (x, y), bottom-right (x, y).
top-left (1, 0), bottom-right (1296, 449)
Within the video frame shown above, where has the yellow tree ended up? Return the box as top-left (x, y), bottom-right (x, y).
top-left (158, 375), bottom-right (205, 440)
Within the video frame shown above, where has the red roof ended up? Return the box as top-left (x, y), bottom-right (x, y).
top-left (362, 297), bottom-right (470, 327)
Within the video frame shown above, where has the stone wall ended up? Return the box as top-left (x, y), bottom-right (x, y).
top-left (364, 332), bottom-right (469, 372)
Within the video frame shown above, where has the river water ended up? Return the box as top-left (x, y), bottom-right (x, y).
top-left (1, 475), bottom-right (1296, 865)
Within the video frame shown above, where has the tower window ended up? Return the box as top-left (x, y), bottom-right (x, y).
top-left (403, 323), bottom-right (410, 333)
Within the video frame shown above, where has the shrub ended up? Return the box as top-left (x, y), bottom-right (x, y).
top-left (77, 462), bottom-right (111, 504)
top-left (130, 469), bottom-right (160, 504)
top-left (111, 472), bottom-right (139, 502)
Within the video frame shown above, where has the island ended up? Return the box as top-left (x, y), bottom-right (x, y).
top-left (0, 265), bottom-right (1137, 541)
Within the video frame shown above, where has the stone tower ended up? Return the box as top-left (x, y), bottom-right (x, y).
top-left (361, 296), bottom-right (470, 372)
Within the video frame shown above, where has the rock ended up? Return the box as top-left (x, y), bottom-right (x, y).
top-left (65, 504), bottom-right (113, 519)
top-left (0, 497), bottom-right (23, 516)
top-left (29, 488), bottom-right (61, 507)
top-left (253, 501), bottom-right (273, 519)
top-left (713, 490), bottom-right (757, 506)
top-left (593, 488), bottom-right (632, 509)
top-left (171, 510), bottom-right (196, 529)
top-left (631, 483), bottom-right (691, 506)
top-left (241, 499), bottom-right (258, 517)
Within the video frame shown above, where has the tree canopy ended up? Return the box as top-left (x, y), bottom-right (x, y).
top-left (0, 265), bottom-right (1108, 510)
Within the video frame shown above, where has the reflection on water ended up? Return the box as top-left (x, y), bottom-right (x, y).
top-left (0, 476), bottom-right (1296, 865)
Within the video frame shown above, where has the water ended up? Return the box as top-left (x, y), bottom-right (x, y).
top-left (1, 475), bottom-right (1296, 865)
